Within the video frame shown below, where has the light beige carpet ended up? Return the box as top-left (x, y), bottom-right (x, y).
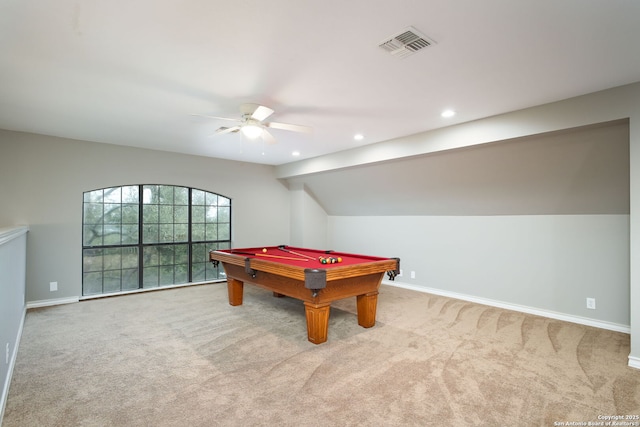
top-left (4, 283), bottom-right (639, 426)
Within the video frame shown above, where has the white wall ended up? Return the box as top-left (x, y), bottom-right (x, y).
top-left (0, 130), bottom-right (291, 303)
top-left (329, 215), bottom-right (629, 327)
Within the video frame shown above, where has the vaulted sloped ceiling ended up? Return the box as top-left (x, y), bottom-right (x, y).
top-left (285, 120), bottom-right (629, 216)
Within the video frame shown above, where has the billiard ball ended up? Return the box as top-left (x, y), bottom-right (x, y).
top-left (337, 257), bottom-right (342, 263)
top-left (262, 248), bottom-right (267, 253)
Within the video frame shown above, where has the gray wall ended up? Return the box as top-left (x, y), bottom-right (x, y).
top-left (0, 130), bottom-right (291, 302)
top-left (0, 227), bottom-right (27, 420)
top-left (329, 215), bottom-right (629, 326)
top-left (289, 183), bottom-right (328, 248)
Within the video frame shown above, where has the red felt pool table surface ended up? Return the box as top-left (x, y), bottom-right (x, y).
top-left (220, 245), bottom-right (390, 268)
top-left (209, 245), bottom-right (400, 344)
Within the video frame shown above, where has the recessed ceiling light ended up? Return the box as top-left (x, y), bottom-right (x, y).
top-left (441, 109), bottom-right (456, 118)
top-left (292, 151), bottom-right (300, 156)
top-left (354, 134), bottom-right (364, 141)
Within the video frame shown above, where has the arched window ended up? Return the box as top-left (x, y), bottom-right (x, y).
top-left (82, 185), bottom-right (230, 296)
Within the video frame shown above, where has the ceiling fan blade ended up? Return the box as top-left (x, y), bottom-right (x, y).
top-left (191, 113), bottom-right (240, 122)
top-left (262, 130), bottom-right (277, 145)
top-left (216, 126), bottom-right (240, 135)
top-left (251, 105), bottom-right (275, 122)
top-left (265, 121), bottom-right (312, 133)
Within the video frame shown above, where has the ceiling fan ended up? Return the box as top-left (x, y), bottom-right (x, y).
top-left (196, 103), bottom-right (311, 143)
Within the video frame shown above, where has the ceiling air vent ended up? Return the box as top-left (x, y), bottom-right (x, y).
top-left (379, 26), bottom-right (435, 58)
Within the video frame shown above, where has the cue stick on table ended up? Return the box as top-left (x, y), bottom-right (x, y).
top-left (277, 246), bottom-right (317, 260)
top-left (230, 250), bottom-right (308, 261)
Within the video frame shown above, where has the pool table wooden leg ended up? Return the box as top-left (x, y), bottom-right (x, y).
top-left (304, 302), bottom-right (331, 344)
top-left (356, 291), bottom-right (379, 328)
top-left (227, 278), bottom-right (244, 306)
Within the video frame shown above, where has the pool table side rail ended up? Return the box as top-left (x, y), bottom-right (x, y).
top-left (209, 250), bottom-right (398, 282)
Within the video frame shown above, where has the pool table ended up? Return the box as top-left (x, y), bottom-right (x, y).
top-left (209, 245), bottom-right (400, 344)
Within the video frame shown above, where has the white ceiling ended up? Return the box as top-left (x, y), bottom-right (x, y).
top-left (1, 1), bottom-right (640, 166)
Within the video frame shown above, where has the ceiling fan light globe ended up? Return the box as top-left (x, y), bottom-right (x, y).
top-left (241, 124), bottom-right (263, 139)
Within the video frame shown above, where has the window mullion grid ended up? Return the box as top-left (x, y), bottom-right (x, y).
top-left (188, 188), bottom-right (193, 283)
top-left (138, 184), bottom-right (144, 290)
top-left (119, 197), bottom-right (123, 293)
top-left (83, 185), bottom-right (230, 296)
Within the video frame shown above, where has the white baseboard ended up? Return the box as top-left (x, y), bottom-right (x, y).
top-left (383, 280), bottom-right (630, 334)
top-left (78, 280), bottom-right (221, 301)
top-left (0, 306), bottom-right (26, 424)
top-left (629, 356), bottom-right (640, 370)
top-left (27, 282), bottom-right (223, 307)
top-left (26, 296), bottom-right (79, 309)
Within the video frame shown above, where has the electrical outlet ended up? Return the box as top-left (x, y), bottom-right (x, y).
top-left (410, 271), bottom-right (416, 279)
top-left (398, 269), bottom-right (403, 277)
top-left (586, 298), bottom-right (596, 310)
top-left (50, 281), bottom-right (58, 292)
